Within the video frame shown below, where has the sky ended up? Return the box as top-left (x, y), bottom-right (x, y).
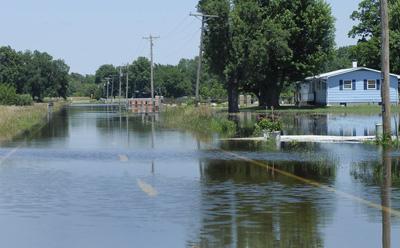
top-left (0, 0), bottom-right (361, 75)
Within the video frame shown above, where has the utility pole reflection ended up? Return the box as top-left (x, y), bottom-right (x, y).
top-left (382, 148), bottom-right (392, 248)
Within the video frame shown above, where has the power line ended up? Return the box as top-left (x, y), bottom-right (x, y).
top-left (162, 28), bottom-right (201, 60)
top-left (161, 15), bottom-right (193, 40)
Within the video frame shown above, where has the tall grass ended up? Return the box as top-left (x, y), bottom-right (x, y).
top-left (161, 106), bottom-right (237, 137)
top-left (242, 104), bottom-right (400, 115)
top-left (0, 102), bottom-right (65, 143)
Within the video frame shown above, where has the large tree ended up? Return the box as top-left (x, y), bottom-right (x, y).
top-left (349, 0), bottom-right (400, 73)
top-left (128, 57), bottom-right (151, 98)
top-left (199, 0), bottom-right (335, 110)
top-left (199, 0), bottom-right (244, 112)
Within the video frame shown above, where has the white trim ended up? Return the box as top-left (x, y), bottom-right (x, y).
top-left (367, 79), bottom-right (377, 90)
top-left (306, 67), bottom-right (400, 81)
top-left (343, 80), bottom-right (353, 90)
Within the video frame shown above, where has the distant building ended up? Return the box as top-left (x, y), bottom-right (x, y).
top-left (296, 63), bottom-right (400, 106)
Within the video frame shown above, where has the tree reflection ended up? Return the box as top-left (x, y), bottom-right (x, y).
top-left (189, 159), bottom-right (336, 247)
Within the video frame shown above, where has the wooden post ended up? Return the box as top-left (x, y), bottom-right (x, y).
top-left (381, 0), bottom-right (391, 140)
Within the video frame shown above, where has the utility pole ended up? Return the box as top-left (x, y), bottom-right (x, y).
top-left (381, 0), bottom-right (391, 140)
top-left (126, 64), bottom-right (129, 99)
top-left (119, 67), bottom-right (122, 106)
top-left (143, 34), bottom-right (160, 111)
top-left (190, 12), bottom-right (218, 105)
top-left (105, 77), bottom-right (111, 100)
top-left (119, 67), bottom-right (122, 99)
top-left (111, 76), bottom-right (114, 100)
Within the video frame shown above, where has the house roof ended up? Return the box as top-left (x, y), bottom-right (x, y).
top-left (305, 67), bottom-right (400, 81)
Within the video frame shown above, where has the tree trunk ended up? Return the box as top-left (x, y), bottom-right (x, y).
top-left (227, 78), bottom-right (239, 113)
top-left (258, 83), bottom-right (280, 108)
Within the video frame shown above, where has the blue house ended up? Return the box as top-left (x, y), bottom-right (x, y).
top-left (296, 65), bottom-right (400, 106)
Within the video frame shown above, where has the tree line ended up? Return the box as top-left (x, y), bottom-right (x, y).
top-left (1, 0), bottom-right (398, 109)
top-left (0, 45), bottom-right (226, 104)
top-left (89, 57), bottom-right (226, 101)
top-left (0, 46), bottom-right (69, 102)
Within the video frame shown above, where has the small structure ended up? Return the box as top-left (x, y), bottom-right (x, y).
top-left (296, 63), bottom-right (400, 106)
top-left (239, 95), bottom-right (252, 107)
top-left (128, 96), bottom-right (163, 113)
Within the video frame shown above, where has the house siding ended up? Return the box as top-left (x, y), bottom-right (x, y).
top-left (326, 70), bottom-right (398, 104)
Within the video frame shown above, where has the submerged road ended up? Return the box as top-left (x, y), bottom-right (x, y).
top-left (0, 105), bottom-right (399, 248)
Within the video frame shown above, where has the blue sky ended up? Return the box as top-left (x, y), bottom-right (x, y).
top-left (0, 0), bottom-right (360, 75)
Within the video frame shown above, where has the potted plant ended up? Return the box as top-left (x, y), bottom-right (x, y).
top-left (256, 118), bottom-right (282, 139)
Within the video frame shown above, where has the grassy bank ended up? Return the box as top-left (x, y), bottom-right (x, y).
top-left (161, 106), bottom-right (237, 138)
top-left (0, 102), bottom-right (66, 143)
top-left (242, 104), bottom-right (400, 114)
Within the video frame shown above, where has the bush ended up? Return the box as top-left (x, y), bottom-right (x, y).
top-left (15, 94), bottom-right (33, 106)
top-left (0, 84), bottom-right (18, 105)
top-left (256, 118), bottom-right (282, 132)
top-left (0, 84), bottom-right (33, 106)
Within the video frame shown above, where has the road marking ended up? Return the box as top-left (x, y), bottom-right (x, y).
top-left (118, 154), bottom-right (129, 162)
top-left (221, 149), bottom-right (400, 218)
top-left (0, 146), bottom-right (21, 166)
top-left (137, 179), bottom-right (158, 197)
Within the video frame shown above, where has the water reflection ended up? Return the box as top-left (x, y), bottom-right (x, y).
top-left (190, 158), bottom-right (337, 247)
top-left (236, 113), bottom-right (400, 136)
top-left (2, 106), bottom-right (400, 247)
top-left (382, 149), bottom-right (392, 248)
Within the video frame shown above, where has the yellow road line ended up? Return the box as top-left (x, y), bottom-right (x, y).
top-left (222, 149), bottom-right (400, 218)
top-left (137, 179), bottom-right (158, 197)
top-left (0, 146), bottom-right (21, 166)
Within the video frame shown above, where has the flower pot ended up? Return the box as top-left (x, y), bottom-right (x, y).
top-left (270, 131), bottom-right (281, 140)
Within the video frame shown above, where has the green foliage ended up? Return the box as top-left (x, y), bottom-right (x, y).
top-left (15, 94), bottom-right (33, 106)
top-left (199, 0), bottom-right (335, 109)
top-left (0, 84), bottom-right (33, 106)
top-left (162, 106), bottom-right (237, 137)
top-left (0, 84), bottom-right (18, 105)
top-left (349, 0), bottom-right (400, 74)
top-left (128, 57), bottom-right (151, 97)
top-left (255, 118), bottom-right (282, 132)
top-left (323, 46), bottom-right (354, 72)
top-left (0, 46), bottom-right (70, 101)
top-left (155, 64), bottom-right (192, 98)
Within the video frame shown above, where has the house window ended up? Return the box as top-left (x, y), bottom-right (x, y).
top-left (367, 80), bottom-right (376, 89)
top-left (343, 80), bottom-right (352, 90)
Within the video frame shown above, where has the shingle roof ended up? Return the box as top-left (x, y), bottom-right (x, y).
top-left (305, 67), bottom-right (400, 81)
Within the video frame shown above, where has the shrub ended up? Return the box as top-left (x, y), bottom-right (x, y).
top-left (256, 118), bottom-right (282, 132)
top-left (0, 84), bottom-right (18, 105)
top-left (0, 84), bottom-right (33, 106)
top-left (15, 94), bottom-right (33, 106)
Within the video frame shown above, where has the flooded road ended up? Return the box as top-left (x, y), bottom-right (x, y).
top-left (0, 106), bottom-right (399, 248)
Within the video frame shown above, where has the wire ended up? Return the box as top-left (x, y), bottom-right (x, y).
top-left (161, 15), bottom-right (192, 40)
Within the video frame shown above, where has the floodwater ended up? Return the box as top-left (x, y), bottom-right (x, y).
top-left (0, 106), bottom-right (399, 248)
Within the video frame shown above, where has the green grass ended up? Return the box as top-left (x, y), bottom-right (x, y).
top-left (161, 106), bottom-right (237, 138)
top-left (0, 102), bottom-right (66, 143)
top-left (241, 104), bottom-right (400, 115)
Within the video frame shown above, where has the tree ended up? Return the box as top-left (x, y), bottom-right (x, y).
top-left (349, 0), bottom-right (400, 74)
top-left (127, 57), bottom-right (151, 98)
top-left (323, 46), bottom-right (353, 72)
top-left (199, 0), bottom-right (335, 109)
top-left (155, 64), bottom-right (192, 98)
top-left (199, 0), bottom-right (244, 112)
